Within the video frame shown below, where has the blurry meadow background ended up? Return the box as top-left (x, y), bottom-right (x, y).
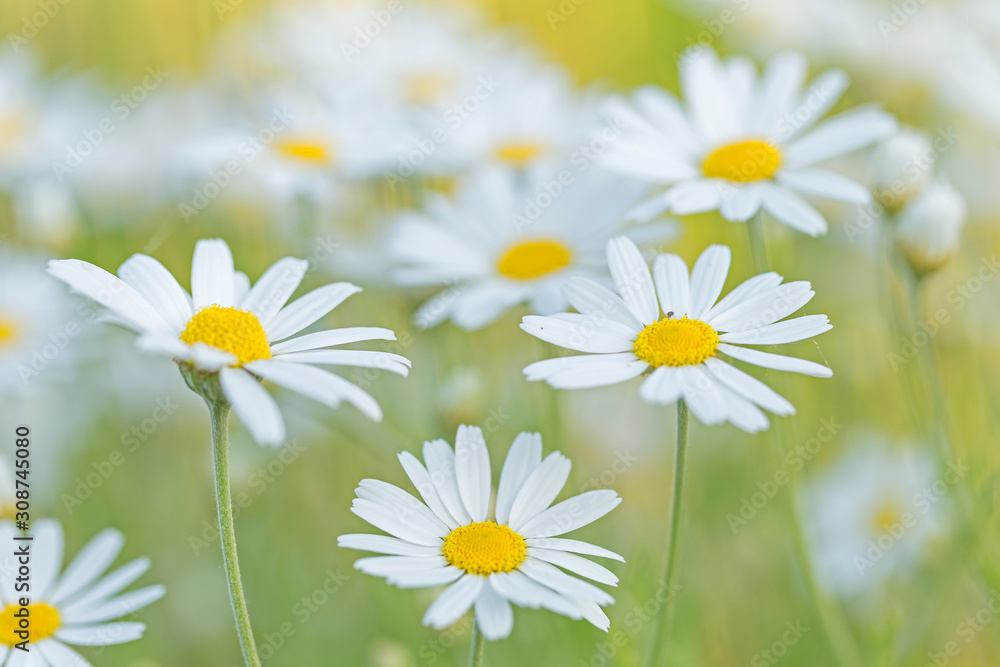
top-left (2, 0), bottom-right (1000, 665)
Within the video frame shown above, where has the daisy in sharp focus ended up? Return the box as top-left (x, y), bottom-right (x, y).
top-left (521, 236), bottom-right (833, 433)
top-left (339, 425), bottom-right (623, 640)
top-left (0, 519), bottom-right (164, 665)
top-left (603, 46), bottom-right (897, 235)
top-left (47, 238), bottom-right (409, 446)
top-left (390, 167), bottom-right (676, 330)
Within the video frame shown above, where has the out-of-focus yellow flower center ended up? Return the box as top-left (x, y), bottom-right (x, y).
top-left (0, 603), bottom-right (61, 646)
top-left (180, 306), bottom-right (272, 366)
top-left (497, 240), bottom-right (571, 280)
top-left (633, 316), bottom-right (719, 367)
top-left (0, 317), bottom-right (19, 346)
top-left (494, 142), bottom-right (544, 167)
top-left (871, 501), bottom-right (903, 535)
top-left (0, 111), bottom-right (27, 154)
top-left (275, 140), bottom-right (332, 164)
top-left (442, 522), bottom-right (527, 576)
top-left (405, 73), bottom-right (452, 105)
top-left (702, 140), bottom-right (782, 182)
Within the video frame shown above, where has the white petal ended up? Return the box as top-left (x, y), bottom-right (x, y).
top-left (31, 520), bottom-right (64, 600)
top-left (525, 538), bottom-right (624, 562)
top-left (527, 548), bottom-right (618, 586)
top-left (450, 281), bottom-right (529, 331)
top-left (37, 640), bottom-right (93, 667)
top-left (117, 254), bottom-right (192, 332)
top-left (474, 584), bottom-right (514, 640)
top-left (135, 333), bottom-right (190, 360)
top-left (355, 479), bottom-right (451, 536)
top-left (562, 277), bottom-right (643, 331)
top-left (687, 245), bottom-right (731, 319)
top-left (520, 316), bottom-right (635, 354)
top-left (784, 106), bottom-right (898, 168)
top-left (454, 425), bottom-right (491, 523)
top-left (607, 236), bottom-right (659, 326)
top-left (62, 585), bottom-right (165, 624)
top-left (191, 238), bottom-right (235, 309)
top-left (719, 185), bottom-right (763, 222)
top-left (50, 529), bottom-right (123, 605)
top-left (268, 328), bottom-right (397, 354)
top-left (574, 598), bottom-right (611, 632)
top-left (713, 381), bottom-right (771, 433)
top-left (350, 499), bottom-right (444, 547)
top-left (638, 366), bottom-right (684, 405)
top-left (54, 621), bottom-right (146, 646)
top-left (623, 192), bottom-right (672, 223)
top-left (355, 556), bottom-right (449, 578)
top-left (488, 570), bottom-right (582, 619)
top-left (272, 350), bottom-right (410, 377)
top-left (507, 453), bottom-right (571, 532)
top-left (240, 257), bottom-right (309, 325)
top-left (703, 357), bottom-right (794, 416)
top-left (219, 367), bottom-right (286, 446)
top-left (47, 260), bottom-right (172, 335)
top-left (189, 342), bottom-right (237, 371)
top-left (708, 281), bottom-right (814, 332)
top-left (651, 254), bottom-right (689, 318)
top-left (678, 365), bottom-right (729, 426)
top-left (495, 433), bottom-right (543, 526)
top-left (518, 490), bottom-right (621, 539)
top-left (717, 343), bottom-right (833, 377)
top-left (747, 51), bottom-right (806, 136)
top-left (783, 68), bottom-right (849, 139)
top-left (338, 534), bottom-right (442, 557)
top-left (59, 558), bottom-right (151, 612)
top-left (718, 314), bottom-right (831, 345)
top-left (523, 353), bottom-right (648, 390)
top-left (423, 439), bottom-right (473, 526)
top-left (388, 566), bottom-right (464, 589)
top-left (245, 360), bottom-right (382, 421)
top-left (265, 283), bottom-right (362, 342)
top-left (518, 558), bottom-right (614, 605)
top-left (233, 271), bottom-right (250, 305)
top-left (422, 575), bottom-right (483, 629)
top-left (758, 183), bottom-right (828, 236)
top-left (702, 272), bottom-right (784, 324)
top-left (778, 168), bottom-right (871, 204)
top-left (396, 452), bottom-right (460, 529)
top-left (663, 179), bottom-right (724, 215)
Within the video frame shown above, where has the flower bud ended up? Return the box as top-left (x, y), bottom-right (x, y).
top-left (895, 180), bottom-right (966, 273)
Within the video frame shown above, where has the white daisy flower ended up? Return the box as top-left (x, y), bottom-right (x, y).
top-left (339, 425), bottom-right (622, 640)
top-left (390, 168), bottom-right (676, 330)
top-left (894, 180), bottom-right (966, 274)
top-left (47, 238), bottom-right (409, 445)
top-left (604, 46), bottom-right (897, 235)
top-left (801, 441), bottom-right (949, 596)
top-left (0, 519), bottom-right (164, 664)
top-left (520, 236), bottom-right (833, 433)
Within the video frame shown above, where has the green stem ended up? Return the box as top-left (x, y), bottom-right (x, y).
top-left (644, 400), bottom-right (689, 667)
top-left (745, 223), bottom-right (866, 667)
top-left (469, 621), bottom-right (486, 667)
top-left (209, 400), bottom-right (262, 667)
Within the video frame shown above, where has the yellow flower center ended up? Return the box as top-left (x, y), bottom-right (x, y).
top-left (497, 240), bottom-right (571, 280)
top-left (179, 305), bottom-right (272, 366)
top-left (0, 317), bottom-right (19, 346)
top-left (633, 316), bottom-right (719, 367)
top-left (275, 140), bottom-right (332, 164)
top-left (0, 111), bottom-right (28, 154)
top-left (702, 140), bottom-right (782, 182)
top-left (442, 522), bottom-right (527, 576)
top-left (0, 603), bottom-right (61, 646)
top-left (871, 501), bottom-right (903, 535)
top-left (405, 73), bottom-right (452, 105)
top-left (494, 142), bottom-right (544, 167)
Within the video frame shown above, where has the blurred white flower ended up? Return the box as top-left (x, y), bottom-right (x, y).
top-left (0, 519), bottom-right (164, 664)
top-left (521, 237), bottom-right (832, 433)
top-left (340, 425), bottom-right (622, 640)
top-left (894, 180), bottom-right (966, 273)
top-left (868, 127), bottom-right (934, 213)
top-left (390, 167), bottom-right (675, 330)
top-left (801, 441), bottom-right (950, 596)
top-left (48, 238), bottom-right (409, 445)
top-left (605, 46), bottom-right (896, 235)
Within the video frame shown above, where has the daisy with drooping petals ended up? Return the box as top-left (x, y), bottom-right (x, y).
top-left (47, 238), bottom-right (408, 446)
top-left (604, 46), bottom-right (897, 235)
top-left (521, 236), bottom-right (833, 433)
top-left (0, 520), bottom-right (164, 665)
top-left (390, 167), bottom-right (676, 330)
top-left (339, 425), bottom-right (622, 642)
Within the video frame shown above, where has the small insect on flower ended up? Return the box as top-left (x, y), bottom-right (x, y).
top-left (339, 425), bottom-right (623, 640)
top-left (47, 238), bottom-right (409, 446)
top-left (521, 236), bottom-right (834, 433)
top-left (0, 520), bottom-right (164, 665)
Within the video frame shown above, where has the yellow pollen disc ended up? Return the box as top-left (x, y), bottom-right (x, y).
top-left (442, 522), bottom-right (527, 576)
top-left (275, 140), bottom-right (332, 164)
top-left (0, 318), bottom-right (19, 346)
top-left (0, 603), bottom-right (60, 646)
top-left (871, 501), bottom-right (903, 535)
top-left (494, 142), bottom-right (544, 167)
top-left (497, 240), bottom-right (571, 280)
top-left (179, 305), bottom-right (272, 366)
top-left (405, 73), bottom-right (452, 104)
top-left (702, 140), bottom-right (782, 182)
top-left (633, 316), bottom-right (719, 367)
